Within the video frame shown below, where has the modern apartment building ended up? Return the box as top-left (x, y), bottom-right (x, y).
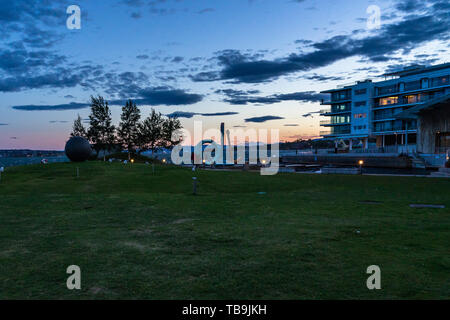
top-left (320, 62), bottom-right (450, 151)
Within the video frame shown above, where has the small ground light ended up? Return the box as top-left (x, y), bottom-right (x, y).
top-left (162, 158), bottom-right (167, 164)
top-left (130, 159), bottom-right (135, 164)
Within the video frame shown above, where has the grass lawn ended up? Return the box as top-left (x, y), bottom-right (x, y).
top-left (0, 162), bottom-right (449, 299)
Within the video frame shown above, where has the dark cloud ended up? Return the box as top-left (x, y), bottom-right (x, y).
top-left (171, 56), bottom-right (184, 63)
top-left (166, 111), bottom-right (238, 118)
top-left (0, 123), bottom-right (9, 126)
top-left (12, 102), bottom-right (89, 111)
top-left (49, 120), bottom-right (69, 123)
top-left (136, 54), bottom-right (150, 60)
top-left (131, 87), bottom-right (203, 106)
top-left (201, 112), bottom-right (239, 117)
top-left (64, 95), bottom-right (75, 99)
top-left (302, 111), bottom-right (321, 118)
top-left (0, 72), bottom-right (85, 93)
top-left (219, 90), bottom-right (326, 105)
top-left (165, 111), bottom-right (197, 118)
top-left (305, 74), bottom-right (345, 81)
top-left (244, 116), bottom-right (284, 123)
top-left (191, 5), bottom-right (450, 83)
top-left (11, 85), bottom-right (203, 110)
top-left (395, 0), bottom-right (426, 12)
top-left (0, 49), bottom-right (67, 75)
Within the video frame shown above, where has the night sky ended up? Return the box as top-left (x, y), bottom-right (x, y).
top-left (0, 0), bottom-right (449, 149)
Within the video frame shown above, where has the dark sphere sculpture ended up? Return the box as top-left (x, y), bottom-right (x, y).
top-left (65, 136), bottom-right (92, 162)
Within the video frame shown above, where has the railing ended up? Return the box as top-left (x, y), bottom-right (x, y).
top-left (374, 93), bottom-right (444, 108)
top-left (320, 120), bottom-right (350, 126)
top-left (375, 78), bottom-right (450, 96)
top-left (320, 108), bottom-right (352, 114)
top-left (320, 129), bottom-right (351, 136)
top-left (352, 145), bottom-right (416, 154)
top-left (372, 125), bottom-right (418, 132)
top-left (373, 114), bottom-right (397, 121)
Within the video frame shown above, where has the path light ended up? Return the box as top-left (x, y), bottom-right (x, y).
top-left (130, 159), bottom-right (135, 164)
top-left (358, 160), bottom-right (364, 174)
top-left (162, 158), bottom-right (167, 164)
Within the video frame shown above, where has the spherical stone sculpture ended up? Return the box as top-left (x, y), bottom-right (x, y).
top-left (65, 136), bottom-right (92, 162)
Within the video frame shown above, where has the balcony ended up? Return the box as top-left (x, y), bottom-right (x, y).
top-left (320, 98), bottom-right (352, 105)
top-left (320, 119), bottom-right (351, 126)
top-left (372, 123), bottom-right (418, 133)
top-left (374, 80), bottom-right (450, 97)
top-left (372, 115), bottom-right (397, 121)
top-left (374, 93), bottom-right (445, 108)
top-left (320, 108), bottom-right (352, 115)
top-left (320, 127), bottom-right (351, 136)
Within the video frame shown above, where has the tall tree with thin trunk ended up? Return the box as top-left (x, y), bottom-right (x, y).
top-left (160, 116), bottom-right (183, 148)
top-left (137, 108), bottom-right (164, 155)
top-left (87, 96), bottom-right (116, 160)
top-left (70, 114), bottom-right (87, 138)
top-left (117, 100), bottom-right (141, 159)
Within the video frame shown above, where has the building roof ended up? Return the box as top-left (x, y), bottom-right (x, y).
top-left (382, 62), bottom-right (450, 78)
top-left (397, 93), bottom-right (450, 119)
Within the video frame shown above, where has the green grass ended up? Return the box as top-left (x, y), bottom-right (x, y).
top-left (0, 162), bottom-right (449, 299)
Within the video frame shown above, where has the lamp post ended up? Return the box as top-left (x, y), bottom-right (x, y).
top-left (358, 160), bottom-right (364, 175)
top-left (192, 177), bottom-right (197, 195)
top-left (0, 167), bottom-right (4, 182)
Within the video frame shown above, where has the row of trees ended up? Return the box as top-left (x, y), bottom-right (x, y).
top-left (71, 96), bottom-right (182, 158)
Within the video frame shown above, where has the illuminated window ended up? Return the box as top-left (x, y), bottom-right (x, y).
top-left (405, 95), bottom-right (418, 104)
top-left (379, 96), bottom-right (398, 105)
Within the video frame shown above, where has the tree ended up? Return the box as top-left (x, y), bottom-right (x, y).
top-left (117, 100), bottom-right (141, 159)
top-left (160, 116), bottom-right (183, 148)
top-left (70, 114), bottom-right (87, 138)
top-left (87, 96), bottom-right (116, 160)
top-left (137, 109), bottom-right (164, 155)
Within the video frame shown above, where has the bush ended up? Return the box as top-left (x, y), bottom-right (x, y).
top-left (445, 160), bottom-right (450, 168)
